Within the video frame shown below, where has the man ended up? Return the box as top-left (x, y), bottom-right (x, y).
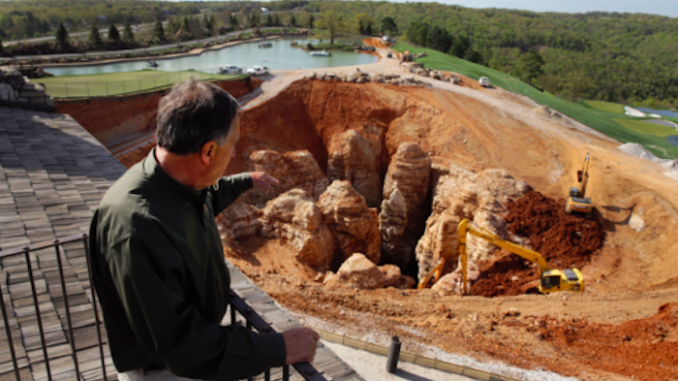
top-left (88, 77), bottom-right (319, 381)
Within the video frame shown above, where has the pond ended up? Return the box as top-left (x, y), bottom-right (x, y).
top-left (46, 38), bottom-right (379, 76)
top-left (636, 107), bottom-right (678, 118)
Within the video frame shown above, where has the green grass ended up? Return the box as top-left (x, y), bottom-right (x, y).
top-left (39, 70), bottom-right (246, 98)
top-left (613, 118), bottom-right (678, 138)
top-left (581, 100), bottom-right (625, 115)
top-left (393, 41), bottom-right (678, 159)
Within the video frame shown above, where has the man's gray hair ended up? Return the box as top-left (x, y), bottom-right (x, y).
top-left (156, 76), bottom-right (240, 155)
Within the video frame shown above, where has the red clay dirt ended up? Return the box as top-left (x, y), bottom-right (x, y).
top-left (56, 77), bottom-right (261, 147)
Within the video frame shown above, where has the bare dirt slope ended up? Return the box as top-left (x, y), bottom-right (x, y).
top-left (221, 78), bottom-right (678, 381)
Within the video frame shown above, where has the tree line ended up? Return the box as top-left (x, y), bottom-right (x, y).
top-left (310, 1), bottom-right (678, 107)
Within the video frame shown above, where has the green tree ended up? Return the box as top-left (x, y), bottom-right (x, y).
top-left (88, 20), bottom-right (101, 45)
top-left (450, 35), bottom-right (470, 58)
top-left (182, 17), bottom-right (190, 34)
top-left (565, 71), bottom-right (593, 100)
top-left (123, 21), bottom-right (134, 41)
top-left (427, 26), bottom-right (451, 52)
top-left (308, 14), bottom-right (314, 28)
top-left (230, 14), bottom-right (239, 29)
top-left (266, 14), bottom-right (273, 27)
top-left (249, 12), bottom-right (259, 28)
top-left (0, 36), bottom-right (3, 53)
top-left (108, 23), bottom-right (120, 41)
top-left (519, 48), bottom-right (545, 84)
top-left (365, 22), bottom-right (372, 36)
top-left (55, 22), bottom-right (68, 45)
top-left (316, 10), bottom-right (344, 45)
top-left (290, 14), bottom-right (296, 27)
top-left (464, 48), bottom-right (484, 64)
top-left (380, 16), bottom-right (397, 35)
top-left (274, 14), bottom-right (280, 27)
top-left (152, 19), bottom-right (165, 41)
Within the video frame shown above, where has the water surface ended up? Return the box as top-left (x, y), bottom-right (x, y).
top-left (636, 107), bottom-right (678, 118)
top-left (47, 39), bottom-right (378, 76)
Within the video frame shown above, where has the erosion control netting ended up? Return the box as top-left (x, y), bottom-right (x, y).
top-left (471, 191), bottom-right (605, 297)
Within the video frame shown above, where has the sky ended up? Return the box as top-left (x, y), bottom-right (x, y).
top-left (173, 0), bottom-right (678, 18)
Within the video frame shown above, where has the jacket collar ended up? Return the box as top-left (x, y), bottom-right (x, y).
top-left (143, 148), bottom-right (205, 204)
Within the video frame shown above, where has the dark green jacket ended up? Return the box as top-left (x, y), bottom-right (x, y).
top-left (88, 149), bottom-right (286, 380)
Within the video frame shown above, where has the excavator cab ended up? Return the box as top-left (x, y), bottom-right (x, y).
top-left (539, 269), bottom-right (585, 294)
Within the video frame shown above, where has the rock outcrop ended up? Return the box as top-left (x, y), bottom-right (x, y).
top-left (324, 253), bottom-right (385, 290)
top-left (260, 189), bottom-right (333, 272)
top-left (430, 261), bottom-right (480, 296)
top-left (0, 67), bottom-right (55, 106)
top-left (380, 264), bottom-right (416, 289)
top-left (379, 189), bottom-right (407, 262)
top-left (327, 130), bottom-right (383, 207)
top-left (243, 150), bottom-right (329, 206)
top-left (379, 142), bottom-right (431, 270)
top-left (416, 164), bottom-right (529, 283)
top-left (317, 181), bottom-right (381, 266)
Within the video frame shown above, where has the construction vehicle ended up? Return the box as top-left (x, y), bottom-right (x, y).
top-left (418, 219), bottom-right (585, 295)
top-left (565, 153), bottom-right (593, 215)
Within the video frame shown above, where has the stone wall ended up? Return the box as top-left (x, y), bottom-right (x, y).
top-left (0, 67), bottom-right (55, 106)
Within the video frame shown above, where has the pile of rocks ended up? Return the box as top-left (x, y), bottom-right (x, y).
top-left (307, 71), bottom-right (426, 86)
top-left (0, 67), bottom-right (55, 106)
top-left (401, 63), bottom-right (461, 84)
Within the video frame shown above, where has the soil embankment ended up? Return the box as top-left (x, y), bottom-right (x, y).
top-left (56, 76), bottom-right (261, 153)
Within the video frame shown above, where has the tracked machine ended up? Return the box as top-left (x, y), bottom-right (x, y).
top-left (418, 219), bottom-right (586, 295)
top-left (565, 153), bottom-right (593, 216)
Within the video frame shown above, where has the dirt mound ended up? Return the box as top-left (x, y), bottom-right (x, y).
top-left (524, 303), bottom-right (678, 381)
top-left (471, 191), bottom-right (605, 297)
top-left (505, 191), bottom-right (605, 268)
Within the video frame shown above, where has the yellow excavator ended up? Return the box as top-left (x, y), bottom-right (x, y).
top-left (565, 153), bottom-right (593, 216)
top-left (418, 219), bottom-right (585, 295)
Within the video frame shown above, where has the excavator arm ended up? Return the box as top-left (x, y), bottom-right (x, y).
top-left (417, 219), bottom-right (585, 294)
top-left (458, 219), bottom-right (584, 295)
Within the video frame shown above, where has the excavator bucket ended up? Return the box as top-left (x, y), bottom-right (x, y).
top-left (577, 170), bottom-right (583, 182)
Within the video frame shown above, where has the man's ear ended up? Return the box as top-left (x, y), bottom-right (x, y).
top-left (200, 141), bottom-right (218, 166)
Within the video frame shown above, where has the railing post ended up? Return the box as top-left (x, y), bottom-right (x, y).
top-left (54, 241), bottom-right (82, 381)
top-left (83, 234), bottom-right (107, 381)
top-left (0, 277), bottom-right (21, 381)
top-left (25, 250), bottom-right (53, 381)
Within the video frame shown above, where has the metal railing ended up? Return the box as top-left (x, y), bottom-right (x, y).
top-left (44, 71), bottom-right (247, 99)
top-left (0, 234), bottom-right (326, 381)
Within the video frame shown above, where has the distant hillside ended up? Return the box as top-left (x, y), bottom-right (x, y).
top-left (309, 1), bottom-right (678, 108)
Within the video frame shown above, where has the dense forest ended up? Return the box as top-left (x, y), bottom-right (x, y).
top-left (308, 1), bottom-right (678, 108)
top-left (0, 0), bottom-right (676, 107)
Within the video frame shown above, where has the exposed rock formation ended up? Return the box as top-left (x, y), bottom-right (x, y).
top-left (327, 130), bottom-right (383, 207)
top-left (380, 264), bottom-right (416, 289)
top-left (430, 261), bottom-right (480, 296)
top-left (217, 201), bottom-right (262, 257)
top-left (380, 142), bottom-right (431, 270)
top-left (416, 164), bottom-right (529, 282)
top-left (260, 189), bottom-right (333, 272)
top-left (317, 181), bottom-right (381, 266)
top-left (243, 150), bottom-right (329, 206)
top-left (220, 201), bottom-right (262, 238)
top-left (324, 253), bottom-right (385, 290)
top-left (379, 188), bottom-right (407, 262)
